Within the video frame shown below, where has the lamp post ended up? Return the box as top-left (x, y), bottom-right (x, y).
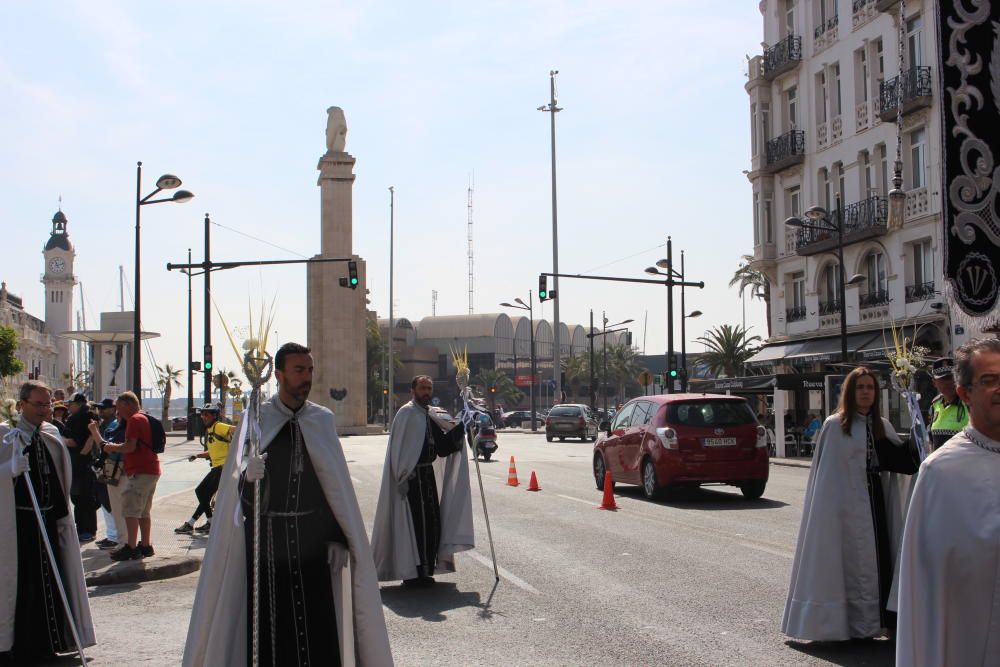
top-left (645, 237), bottom-right (683, 393)
top-left (388, 186), bottom-right (395, 422)
top-left (785, 198), bottom-right (867, 365)
top-left (185, 248), bottom-right (194, 440)
top-left (133, 162), bottom-right (193, 397)
top-left (681, 309), bottom-right (702, 391)
top-left (597, 315), bottom-right (633, 412)
top-left (500, 293), bottom-right (537, 431)
top-left (538, 70), bottom-right (563, 403)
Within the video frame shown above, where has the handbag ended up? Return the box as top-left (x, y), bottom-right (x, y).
top-left (96, 457), bottom-right (123, 486)
top-left (875, 436), bottom-right (920, 475)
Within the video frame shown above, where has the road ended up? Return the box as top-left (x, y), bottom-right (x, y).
top-left (61, 431), bottom-right (894, 666)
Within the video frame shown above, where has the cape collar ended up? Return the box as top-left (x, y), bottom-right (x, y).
top-left (965, 426), bottom-right (1000, 454)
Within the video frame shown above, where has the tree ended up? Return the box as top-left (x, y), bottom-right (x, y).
top-left (730, 254), bottom-right (772, 338)
top-left (473, 368), bottom-right (523, 413)
top-left (213, 369), bottom-right (237, 413)
top-left (155, 363), bottom-right (183, 425)
top-left (561, 353), bottom-right (589, 401)
top-left (695, 325), bottom-right (762, 378)
top-left (365, 317), bottom-right (402, 422)
top-left (606, 343), bottom-right (641, 403)
top-left (0, 326), bottom-right (23, 425)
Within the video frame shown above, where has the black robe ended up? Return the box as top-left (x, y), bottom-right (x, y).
top-left (241, 418), bottom-right (346, 667)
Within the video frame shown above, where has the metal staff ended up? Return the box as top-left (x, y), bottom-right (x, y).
top-left (242, 351), bottom-right (273, 667)
top-left (14, 430), bottom-right (87, 666)
top-left (461, 388), bottom-right (499, 582)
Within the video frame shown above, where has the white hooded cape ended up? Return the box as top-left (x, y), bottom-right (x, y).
top-left (0, 418), bottom-right (96, 652)
top-left (371, 401), bottom-right (474, 582)
top-left (781, 414), bottom-right (907, 641)
top-left (182, 395), bottom-right (392, 666)
top-left (896, 428), bottom-right (1000, 667)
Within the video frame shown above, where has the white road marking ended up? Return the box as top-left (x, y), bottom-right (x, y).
top-left (557, 494), bottom-right (598, 507)
top-left (461, 550), bottom-right (541, 595)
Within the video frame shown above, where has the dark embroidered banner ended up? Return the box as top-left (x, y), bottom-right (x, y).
top-left (938, 1), bottom-right (1000, 316)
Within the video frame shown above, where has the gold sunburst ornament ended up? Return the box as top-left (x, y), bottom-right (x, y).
top-left (451, 344), bottom-right (471, 393)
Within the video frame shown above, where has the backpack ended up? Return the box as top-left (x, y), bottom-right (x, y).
top-left (141, 412), bottom-right (167, 454)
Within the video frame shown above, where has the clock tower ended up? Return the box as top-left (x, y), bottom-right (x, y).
top-left (42, 209), bottom-right (76, 381)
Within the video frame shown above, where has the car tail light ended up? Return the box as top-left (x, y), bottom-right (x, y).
top-left (756, 425), bottom-right (767, 449)
top-left (655, 427), bottom-right (679, 450)
top-left (578, 416), bottom-right (586, 427)
top-left (545, 418), bottom-right (552, 426)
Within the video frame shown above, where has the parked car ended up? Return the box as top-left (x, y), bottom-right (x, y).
top-left (501, 410), bottom-right (544, 428)
top-left (170, 416), bottom-right (188, 431)
top-left (592, 393), bottom-right (769, 500)
top-left (545, 404), bottom-right (599, 442)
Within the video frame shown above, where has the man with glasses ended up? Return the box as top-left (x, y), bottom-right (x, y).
top-left (897, 339), bottom-right (1000, 666)
top-left (0, 381), bottom-right (96, 660)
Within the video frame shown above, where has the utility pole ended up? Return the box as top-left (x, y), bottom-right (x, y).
top-left (203, 213), bottom-right (213, 405)
top-left (589, 309), bottom-right (596, 410)
top-left (388, 187), bottom-right (395, 422)
top-left (467, 174), bottom-right (474, 314)
top-left (432, 290), bottom-right (438, 316)
top-left (186, 248), bottom-right (194, 439)
top-left (539, 70), bottom-right (563, 402)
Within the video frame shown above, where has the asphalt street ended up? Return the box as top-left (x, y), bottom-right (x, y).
top-left (52, 431), bottom-right (895, 666)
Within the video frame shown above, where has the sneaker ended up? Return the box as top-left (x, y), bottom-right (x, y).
top-left (95, 539), bottom-right (118, 550)
top-left (174, 522), bottom-right (194, 535)
top-left (109, 545), bottom-right (142, 561)
top-left (139, 544), bottom-right (155, 558)
top-left (194, 521), bottom-right (211, 534)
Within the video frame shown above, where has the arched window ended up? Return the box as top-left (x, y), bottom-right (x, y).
top-left (819, 263), bottom-right (841, 314)
top-left (861, 250), bottom-right (888, 307)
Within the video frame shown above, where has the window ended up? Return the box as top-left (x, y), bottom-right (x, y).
top-left (753, 192), bottom-right (761, 245)
top-left (909, 128), bottom-right (927, 188)
top-left (611, 403), bottom-right (635, 431)
top-left (792, 271), bottom-right (806, 309)
top-left (875, 38), bottom-right (884, 79)
top-left (836, 163), bottom-right (846, 204)
top-left (785, 0), bottom-right (795, 36)
top-left (750, 103), bottom-right (758, 156)
top-left (820, 168), bottom-right (831, 210)
top-left (865, 251), bottom-right (887, 295)
top-left (786, 86), bottom-right (798, 130)
top-left (761, 103), bottom-right (771, 142)
top-left (787, 186), bottom-right (801, 219)
top-left (860, 151), bottom-right (873, 194)
top-left (822, 263), bottom-right (841, 304)
top-left (858, 48), bottom-right (870, 102)
top-left (817, 72), bottom-right (828, 123)
top-left (907, 15), bottom-right (923, 67)
top-left (630, 401), bottom-right (654, 427)
top-left (764, 198), bottom-right (774, 243)
top-left (878, 143), bottom-right (889, 194)
top-left (912, 239), bottom-right (933, 285)
top-left (833, 63), bottom-right (842, 116)
top-left (668, 400), bottom-right (756, 427)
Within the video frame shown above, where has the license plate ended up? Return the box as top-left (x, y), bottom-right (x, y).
top-left (703, 437), bottom-right (736, 447)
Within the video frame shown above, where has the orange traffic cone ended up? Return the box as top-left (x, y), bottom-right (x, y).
top-left (527, 471), bottom-right (541, 492)
top-left (507, 456), bottom-right (520, 487)
top-left (598, 471), bottom-right (618, 511)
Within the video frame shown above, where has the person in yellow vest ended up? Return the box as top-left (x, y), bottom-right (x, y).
top-left (927, 357), bottom-right (970, 452)
top-left (175, 404), bottom-right (234, 535)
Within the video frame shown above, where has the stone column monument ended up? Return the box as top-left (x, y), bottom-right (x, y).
top-left (307, 106), bottom-right (370, 432)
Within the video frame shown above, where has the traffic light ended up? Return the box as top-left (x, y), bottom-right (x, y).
top-left (625, 331), bottom-right (633, 347)
top-left (538, 275), bottom-right (548, 301)
top-left (204, 345), bottom-right (213, 372)
top-left (489, 386), bottom-right (497, 394)
top-left (668, 368), bottom-right (679, 379)
top-left (348, 261), bottom-right (359, 288)
top-left (383, 388), bottom-right (389, 395)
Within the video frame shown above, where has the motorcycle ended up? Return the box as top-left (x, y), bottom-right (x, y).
top-left (471, 413), bottom-right (499, 461)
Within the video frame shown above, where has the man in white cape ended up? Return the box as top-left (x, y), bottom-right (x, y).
top-left (372, 375), bottom-right (474, 584)
top-left (0, 381), bottom-right (96, 660)
top-left (183, 343), bottom-right (392, 666)
top-left (896, 338), bottom-right (1000, 666)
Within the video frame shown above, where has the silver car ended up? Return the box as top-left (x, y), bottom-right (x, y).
top-left (545, 404), bottom-right (599, 442)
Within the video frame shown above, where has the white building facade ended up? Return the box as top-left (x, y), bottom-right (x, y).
top-left (746, 0), bottom-right (954, 377)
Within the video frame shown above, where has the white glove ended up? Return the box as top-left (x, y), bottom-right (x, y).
top-left (11, 453), bottom-right (29, 477)
top-left (328, 542), bottom-right (350, 571)
top-left (245, 453), bottom-right (267, 482)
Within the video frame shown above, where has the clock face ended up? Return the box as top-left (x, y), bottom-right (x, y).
top-left (48, 257), bottom-right (66, 274)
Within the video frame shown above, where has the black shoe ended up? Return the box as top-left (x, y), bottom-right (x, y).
top-left (109, 545), bottom-right (141, 561)
top-left (96, 539), bottom-right (118, 550)
top-left (139, 544), bottom-right (155, 558)
top-left (194, 521), bottom-right (211, 534)
top-left (78, 532), bottom-right (95, 544)
top-left (174, 522), bottom-right (194, 535)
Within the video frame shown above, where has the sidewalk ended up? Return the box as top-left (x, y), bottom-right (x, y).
top-left (84, 434), bottom-right (205, 587)
top-left (771, 456), bottom-right (812, 469)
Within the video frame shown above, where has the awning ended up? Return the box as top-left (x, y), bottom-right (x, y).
top-left (689, 373), bottom-right (829, 395)
top-left (854, 325), bottom-right (944, 362)
top-left (747, 332), bottom-right (880, 367)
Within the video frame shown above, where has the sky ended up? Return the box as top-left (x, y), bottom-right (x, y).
top-left (0, 1), bottom-right (766, 400)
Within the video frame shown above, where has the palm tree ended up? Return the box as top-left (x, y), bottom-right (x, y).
top-left (365, 317), bottom-right (402, 422)
top-left (606, 343), bottom-right (641, 403)
top-left (473, 368), bottom-right (523, 412)
top-left (730, 254), bottom-right (772, 337)
top-left (561, 353), bottom-right (589, 401)
top-left (213, 369), bottom-right (237, 413)
top-left (155, 363), bottom-right (183, 425)
top-left (695, 325), bottom-right (762, 378)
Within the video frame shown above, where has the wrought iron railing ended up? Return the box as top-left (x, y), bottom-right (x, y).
top-left (796, 195), bottom-right (888, 248)
top-left (763, 35), bottom-right (802, 78)
top-left (814, 14), bottom-right (839, 37)
top-left (878, 66), bottom-right (932, 116)
top-left (765, 130), bottom-right (805, 169)
top-left (859, 290), bottom-right (891, 309)
top-left (905, 281), bottom-right (935, 303)
top-left (786, 307), bottom-right (807, 322)
top-left (818, 300), bottom-right (842, 315)
top-left (852, 0), bottom-right (868, 11)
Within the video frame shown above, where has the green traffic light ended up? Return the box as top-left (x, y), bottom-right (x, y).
top-left (350, 277), bottom-right (359, 285)
top-left (539, 290), bottom-right (547, 298)
top-left (669, 369), bottom-right (678, 378)
top-left (205, 362), bottom-right (213, 370)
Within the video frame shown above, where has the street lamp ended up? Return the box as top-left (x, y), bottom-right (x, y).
top-left (538, 70), bottom-right (564, 403)
top-left (500, 293), bottom-right (538, 431)
top-left (785, 198), bottom-right (866, 366)
top-left (681, 309), bottom-right (702, 391)
top-left (601, 315), bottom-right (633, 412)
top-left (645, 237), bottom-right (687, 393)
top-left (134, 162), bottom-right (193, 397)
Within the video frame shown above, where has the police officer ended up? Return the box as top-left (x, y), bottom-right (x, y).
top-left (927, 357), bottom-right (969, 452)
top-left (175, 404), bottom-right (234, 535)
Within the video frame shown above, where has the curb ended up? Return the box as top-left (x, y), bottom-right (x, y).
top-left (85, 555), bottom-right (201, 587)
top-left (771, 458), bottom-right (812, 469)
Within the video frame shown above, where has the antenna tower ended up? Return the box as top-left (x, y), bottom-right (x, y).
top-left (467, 173), bottom-right (474, 314)
top-left (432, 290), bottom-right (438, 316)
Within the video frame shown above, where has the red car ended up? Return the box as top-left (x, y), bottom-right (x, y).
top-left (592, 393), bottom-right (769, 500)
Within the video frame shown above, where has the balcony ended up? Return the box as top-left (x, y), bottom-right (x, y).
top-left (878, 66), bottom-right (933, 121)
top-left (860, 289), bottom-right (891, 309)
top-left (765, 130), bottom-right (806, 173)
top-left (796, 195), bottom-right (888, 256)
top-left (813, 15), bottom-right (839, 51)
top-left (852, 0), bottom-right (878, 28)
top-left (818, 299), bottom-right (842, 316)
top-left (905, 281), bottom-right (935, 303)
top-left (786, 307), bottom-right (807, 323)
top-left (762, 35), bottom-right (802, 81)
top-left (875, 0), bottom-right (899, 11)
